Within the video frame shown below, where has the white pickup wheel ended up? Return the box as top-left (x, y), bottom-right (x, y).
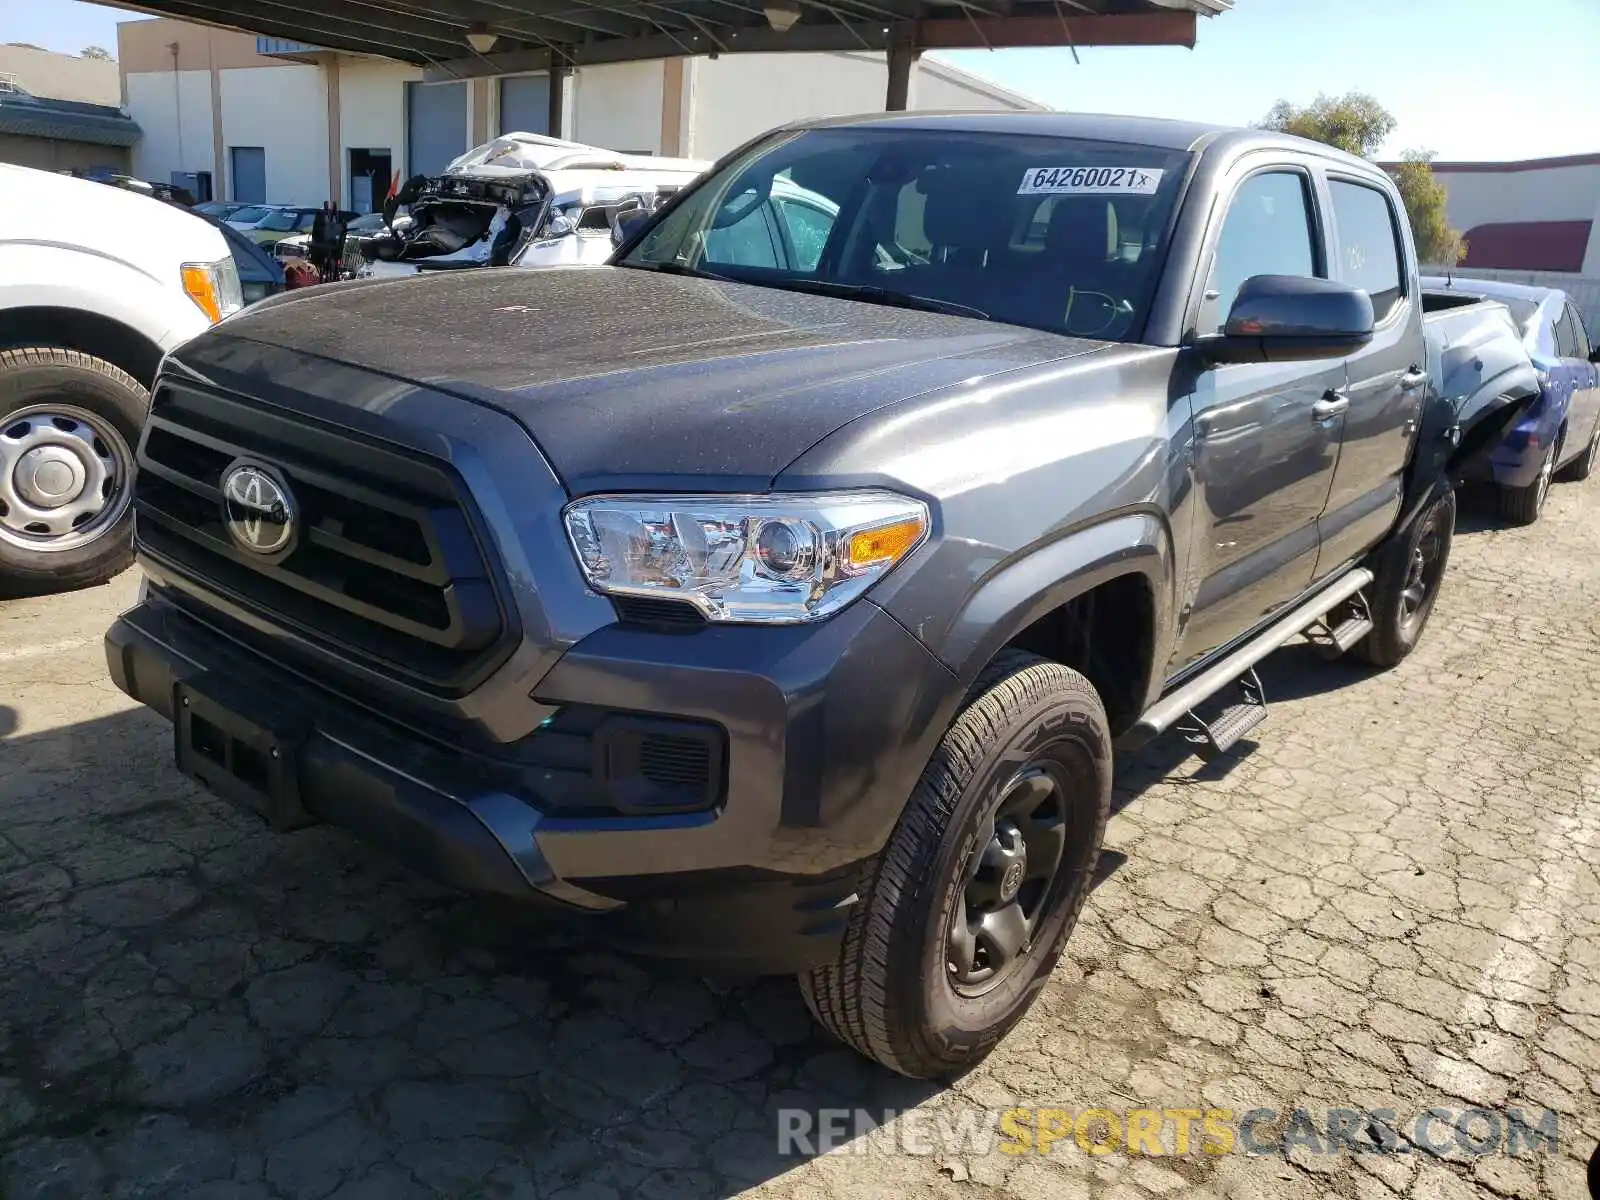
top-left (0, 348), bottom-right (146, 594)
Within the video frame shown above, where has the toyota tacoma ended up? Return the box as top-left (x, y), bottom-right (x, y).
top-left (107, 113), bottom-right (1534, 1078)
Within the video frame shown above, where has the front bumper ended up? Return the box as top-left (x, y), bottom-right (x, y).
top-left (107, 590), bottom-right (958, 974)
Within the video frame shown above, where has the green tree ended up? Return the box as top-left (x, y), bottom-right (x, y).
top-left (80, 45), bottom-right (113, 61)
top-left (1259, 92), bottom-right (1466, 266)
top-left (1390, 150), bottom-right (1466, 266)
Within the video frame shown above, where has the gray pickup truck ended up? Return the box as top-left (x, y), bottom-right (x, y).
top-left (106, 113), bottom-right (1534, 1079)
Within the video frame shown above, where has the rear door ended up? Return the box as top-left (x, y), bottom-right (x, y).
top-left (1170, 163), bottom-right (1346, 670)
top-left (1555, 299), bottom-right (1600, 458)
top-left (1316, 173), bottom-right (1426, 574)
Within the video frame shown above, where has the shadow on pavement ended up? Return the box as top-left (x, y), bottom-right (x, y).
top-left (0, 704), bottom-right (944, 1198)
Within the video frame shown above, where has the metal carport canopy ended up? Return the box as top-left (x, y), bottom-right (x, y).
top-left (107, 0), bottom-right (1228, 92)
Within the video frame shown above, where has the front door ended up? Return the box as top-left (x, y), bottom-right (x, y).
top-left (1316, 174), bottom-right (1426, 574)
top-left (1171, 168), bottom-right (1345, 671)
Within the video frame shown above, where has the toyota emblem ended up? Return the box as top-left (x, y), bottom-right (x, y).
top-left (221, 463), bottom-right (296, 555)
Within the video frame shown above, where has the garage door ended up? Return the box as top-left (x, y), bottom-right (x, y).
top-left (498, 75), bottom-right (549, 136)
top-left (406, 81), bottom-right (467, 177)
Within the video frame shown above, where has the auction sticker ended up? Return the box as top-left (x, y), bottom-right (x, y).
top-left (1018, 166), bottom-right (1165, 196)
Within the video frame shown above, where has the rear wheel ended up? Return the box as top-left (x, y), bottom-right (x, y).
top-left (1351, 488), bottom-right (1455, 669)
top-left (0, 348), bottom-right (144, 594)
top-left (799, 651), bottom-right (1111, 1079)
top-left (1498, 443), bottom-right (1555, 525)
top-left (1557, 428), bottom-right (1599, 482)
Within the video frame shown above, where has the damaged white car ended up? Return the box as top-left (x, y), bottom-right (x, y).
top-left (358, 133), bottom-right (708, 279)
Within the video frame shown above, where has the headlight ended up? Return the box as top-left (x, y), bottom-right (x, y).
top-left (180, 257), bottom-right (244, 323)
top-left (563, 491), bottom-right (929, 624)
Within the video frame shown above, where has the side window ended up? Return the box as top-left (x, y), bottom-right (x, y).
top-left (772, 198), bottom-right (835, 272)
top-left (700, 190), bottom-right (780, 268)
top-left (1202, 171), bottom-right (1319, 334)
top-left (1328, 179), bottom-right (1405, 322)
top-left (1571, 305), bottom-right (1593, 359)
top-left (1555, 302), bottom-right (1584, 359)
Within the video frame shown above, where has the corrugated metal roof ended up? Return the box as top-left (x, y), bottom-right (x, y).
top-left (115, 0), bottom-right (1229, 75)
top-left (0, 93), bottom-right (141, 147)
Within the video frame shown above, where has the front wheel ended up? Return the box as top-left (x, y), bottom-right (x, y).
top-left (799, 651), bottom-right (1112, 1079)
top-left (0, 348), bottom-right (145, 594)
top-left (1350, 488), bottom-right (1455, 669)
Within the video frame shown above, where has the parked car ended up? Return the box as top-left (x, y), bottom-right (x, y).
top-left (223, 204), bottom-right (284, 231)
top-left (195, 200), bottom-right (249, 221)
top-left (273, 211), bottom-right (406, 268)
top-left (358, 132), bottom-right (707, 278)
top-left (108, 113), bottom-right (1531, 1078)
top-left (1422, 275), bottom-right (1600, 522)
top-left (61, 169), bottom-right (196, 207)
top-left (0, 163), bottom-right (241, 592)
top-left (240, 206), bottom-right (359, 249)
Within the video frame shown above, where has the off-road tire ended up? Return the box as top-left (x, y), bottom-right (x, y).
top-left (1557, 428), bottom-right (1599, 483)
top-left (799, 650), bottom-right (1112, 1079)
top-left (0, 347), bottom-right (145, 595)
top-left (1498, 443), bottom-right (1555, 525)
top-left (1351, 488), bottom-right (1455, 669)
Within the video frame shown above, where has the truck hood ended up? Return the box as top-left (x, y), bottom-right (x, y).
top-left (206, 266), bottom-right (1109, 492)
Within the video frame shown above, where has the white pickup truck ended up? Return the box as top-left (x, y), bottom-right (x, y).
top-left (0, 163), bottom-right (241, 592)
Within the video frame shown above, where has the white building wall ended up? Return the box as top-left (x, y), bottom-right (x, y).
top-left (126, 69), bottom-right (214, 183)
top-left (339, 58), bottom-right (421, 179)
top-left (685, 52), bottom-right (1040, 160)
top-left (1437, 164), bottom-right (1600, 232)
top-left (571, 62), bottom-right (665, 155)
top-left (219, 64), bottom-right (330, 205)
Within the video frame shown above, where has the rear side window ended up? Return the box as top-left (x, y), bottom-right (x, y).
top-left (1570, 305), bottom-right (1593, 359)
top-left (1328, 179), bottom-right (1405, 322)
top-left (1203, 171), bottom-right (1319, 333)
top-left (1555, 302), bottom-right (1587, 359)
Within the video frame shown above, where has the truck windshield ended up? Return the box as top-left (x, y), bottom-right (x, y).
top-left (619, 127), bottom-right (1190, 341)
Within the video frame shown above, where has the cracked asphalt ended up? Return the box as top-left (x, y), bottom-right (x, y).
top-left (3, 477), bottom-right (1599, 1200)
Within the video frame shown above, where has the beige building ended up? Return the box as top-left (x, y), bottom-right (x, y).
top-left (117, 16), bottom-right (1044, 210)
top-left (0, 43), bottom-right (137, 174)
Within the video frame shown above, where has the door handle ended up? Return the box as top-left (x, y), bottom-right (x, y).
top-left (1312, 390), bottom-right (1350, 421)
top-left (1400, 367), bottom-right (1429, 391)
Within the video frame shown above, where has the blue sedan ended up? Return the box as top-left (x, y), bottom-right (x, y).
top-left (1423, 277), bottom-right (1600, 523)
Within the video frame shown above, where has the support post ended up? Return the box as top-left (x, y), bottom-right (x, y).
top-left (548, 53), bottom-right (569, 138)
top-left (885, 29), bottom-right (920, 111)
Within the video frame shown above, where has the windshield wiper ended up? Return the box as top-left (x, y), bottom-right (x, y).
top-left (772, 279), bottom-right (990, 321)
top-left (619, 259), bottom-right (736, 284)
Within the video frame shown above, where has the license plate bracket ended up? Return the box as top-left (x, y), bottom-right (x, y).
top-left (174, 676), bottom-right (313, 831)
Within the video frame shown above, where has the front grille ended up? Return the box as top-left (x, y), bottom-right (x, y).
top-left (134, 381), bottom-right (512, 695)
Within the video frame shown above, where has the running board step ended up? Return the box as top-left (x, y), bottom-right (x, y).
top-left (1303, 592), bottom-right (1373, 658)
top-left (1176, 668), bottom-right (1267, 761)
top-left (1126, 567), bottom-right (1375, 747)
top-left (1326, 614), bottom-right (1374, 654)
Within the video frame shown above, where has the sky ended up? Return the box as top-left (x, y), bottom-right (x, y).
top-left (6, 0), bottom-right (1598, 162)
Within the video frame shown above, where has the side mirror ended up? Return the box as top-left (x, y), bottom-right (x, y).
top-left (611, 206), bottom-right (651, 250)
top-left (1199, 275), bottom-right (1375, 365)
top-left (1588, 346), bottom-right (1600, 364)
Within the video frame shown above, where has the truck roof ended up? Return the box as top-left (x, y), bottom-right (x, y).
top-left (790, 110), bottom-right (1374, 170)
